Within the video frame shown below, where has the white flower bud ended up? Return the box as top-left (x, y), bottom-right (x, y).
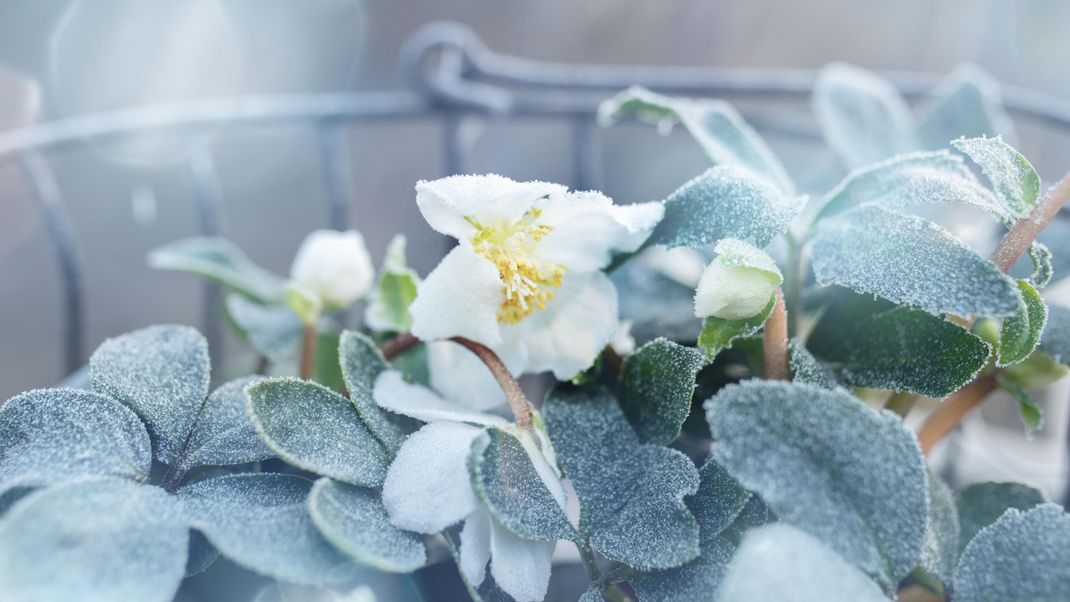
top-left (290, 229), bottom-right (374, 310)
top-left (694, 259), bottom-right (780, 320)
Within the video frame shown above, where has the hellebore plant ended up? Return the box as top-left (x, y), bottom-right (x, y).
top-left (4, 61), bottom-right (1070, 602)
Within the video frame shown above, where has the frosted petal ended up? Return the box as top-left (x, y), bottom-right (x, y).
top-left (458, 508), bottom-right (492, 587)
top-left (409, 244), bottom-right (504, 347)
top-left (415, 174), bottom-right (565, 240)
top-left (537, 191), bottom-right (662, 272)
top-left (488, 518), bottom-right (555, 602)
top-left (372, 370), bottom-right (506, 426)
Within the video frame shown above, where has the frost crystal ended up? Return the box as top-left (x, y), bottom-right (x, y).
top-left (952, 136), bottom-right (1040, 218)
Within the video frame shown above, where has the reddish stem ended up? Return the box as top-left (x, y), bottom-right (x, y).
top-left (381, 331), bottom-right (420, 360)
top-left (299, 322), bottom-right (316, 380)
top-left (916, 375), bottom-right (998, 456)
top-left (763, 288), bottom-right (790, 381)
top-left (450, 336), bottom-right (533, 429)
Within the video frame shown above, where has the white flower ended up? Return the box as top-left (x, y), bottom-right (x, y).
top-left (694, 239), bottom-right (782, 320)
top-left (290, 229), bottom-right (375, 310)
top-left (372, 349), bottom-right (566, 602)
top-left (408, 175), bottom-right (663, 379)
top-left (609, 320), bottom-right (636, 356)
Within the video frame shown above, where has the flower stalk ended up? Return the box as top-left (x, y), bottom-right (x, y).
top-left (451, 336), bottom-right (533, 429)
top-left (299, 322), bottom-right (317, 380)
top-left (763, 288), bottom-right (790, 381)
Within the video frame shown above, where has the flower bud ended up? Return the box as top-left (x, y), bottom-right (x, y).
top-left (290, 229), bottom-right (374, 310)
top-left (694, 259), bottom-right (780, 320)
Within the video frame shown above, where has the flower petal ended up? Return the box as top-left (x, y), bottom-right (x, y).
top-left (416, 175), bottom-right (566, 240)
top-left (410, 244), bottom-right (504, 347)
top-left (373, 371), bottom-right (507, 426)
top-left (489, 519), bottom-right (556, 602)
top-left (458, 508), bottom-right (492, 587)
top-left (499, 271), bottom-right (619, 379)
top-left (382, 422), bottom-right (482, 533)
top-left (427, 341), bottom-right (509, 413)
top-left (536, 191), bottom-right (663, 272)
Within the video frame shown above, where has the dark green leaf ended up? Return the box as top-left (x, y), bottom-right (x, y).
top-left (997, 280), bottom-right (1047, 367)
top-left (339, 330), bottom-right (415, 453)
top-left (687, 458), bottom-right (751, 540)
top-left (149, 236), bottom-right (285, 303)
top-left (629, 536), bottom-right (735, 602)
top-left (364, 235), bottom-right (420, 333)
top-left (313, 330), bottom-right (345, 392)
top-left (955, 481), bottom-right (1046, 553)
top-left (697, 297), bottom-right (774, 361)
top-left (619, 338), bottom-right (706, 445)
top-left (996, 376), bottom-right (1045, 439)
top-left (787, 339), bottom-right (838, 389)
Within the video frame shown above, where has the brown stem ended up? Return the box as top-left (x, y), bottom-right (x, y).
top-left (602, 345), bottom-right (623, 376)
top-left (763, 288), bottom-right (790, 381)
top-left (916, 374), bottom-right (998, 456)
top-left (451, 336), bottom-right (533, 429)
top-left (991, 170), bottom-right (1070, 273)
top-left (381, 331), bottom-right (420, 360)
top-left (299, 322), bottom-right (316, 380)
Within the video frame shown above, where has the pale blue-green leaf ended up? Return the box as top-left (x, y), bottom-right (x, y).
top-left (997, 280), bottom-right (1047, 367)
top-left (611, 260), bottom-right (701, 343)
top-left (952, 136), bottom-right (1040, 217)
top-left (812, 63), bottom-right (917, 168)
top-left (706, 381), bottom-right (928, 586)
top-left (1027, 241), bottom-right (1054, 289)
top-left (920, 472), bottom-right (960, 585)
top-left (308, 477), bottom-right (426, 572)
top-left (148, 236), bottom-right (285, 303)
top-left (225, 294), bottom-right (302, 360)
top-left (649, 165), bottom-right (803, 250)
top-left (89, 324), bottom-right (210, 464)
top-left (811, 205), bottom-right (1020, 318)
top-left (631, 536), bottom-right (735, 602)
top-left (365, 234), bottom-right (421, 333)
top-left (916, 64), bottom-right (1013, 150)
top-left (955, 481), bottom-right (1046, 553)
top-left (717, 523), bottom-right (887, 602)
top-left (598, 86), bottom-right (794, 193)
top-left (0, 478), bottom-right (188, 602)
top-left (619, 338), bottom-right (706, 445)
top-left (688, 458), bottom-right (751, 540)
top-left (178, 473), bottom-right (359, 586)
top-left (185, 530), bottom-right (219, 577)
top-left (544, 386), bottom-right (700, 570)
top-left (0, 388), bottom-right (150, 494)
top-left (245, 378), bottom-right (390, 487)
top-left (697, 297), bottom-right (774, 361)
top-left (1039, 303), bottom-right (1070, 365)
top-left (955, 504), bottom-right (1070, 602)
top-left (183, 376), bottom-right (273, 469)
top-left (787, 339), bottom-right (838, 389)
top-left (339, 330), bottom-right (416, 453)
top-left (995, 376), bottom-right (1045, 439)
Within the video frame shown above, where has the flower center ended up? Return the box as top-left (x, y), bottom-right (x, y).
top-left (468, 208), bottom-right (564, 324)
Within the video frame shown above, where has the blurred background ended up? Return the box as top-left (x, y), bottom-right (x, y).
top-left (2, 0), bottom-right (1070, 400)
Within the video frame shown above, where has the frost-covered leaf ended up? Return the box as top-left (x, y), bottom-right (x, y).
top-left (468, 428), bottom-right (575, 542)
top-left (920, 472), bottom-right (960, 585)
top-left (916, 64), bottom-right (1013, 150)
top-left (579, 587), bottom-right (603, 602)
top-left (955, 504), bottom-right (1070, 602)
top-left (687, 458), bottom-right (751, 539)
top-left (149, 236), bottom-right (285, 303)
top-left (955, 481), bottom-right (1046, 553)
top-left (313, 330), bottom-right (346, 393)
top-left (611, 259), bottom-right (701, 343)
top-left (812, 63), bottom-right (917, 168)
top-left (89, 325), bottom-right (210, 464)
top-left (997, 280), bottom-right (1047, 367)
top-left (619, 338), bottom-right (706, 445)
top-left (308, 477), bottom-right (426, 572)
top-left (245, 378), bottom-right (390, 487)
top-left (808, 294), bottom-right (991, 397)
top-left (811, 205), bottom-right (1020, 318)
top-left (339, 330), bottom-right (415, 453)
top-left (720, 494), bottom-right (773, 544)
top-left (649, 165), bottom-right (803, 250)
top-left (952, 136), bottom-right (1040, 217)
top-left (0, 388), bottom-right (150, 494)
top-left (185, 530), bottom-right (219, 577)
top-left (183, 376), bottom-right (273, 469)
top-left (788, 339), bottom-right (838, 389)
top-left (1027, 241), bottom-right (1054, 289)
top-left (706, 381), bottom-right (928, 586)
top-left (599, 87), bottom-right (794, 192)
top-left (544, 385), bottom-right (700, 570)
top-left (996, 376), bottom-right (1045, 439)
top-left (0, 478), bottom-right (188, 602)
top-left (364, 235), bottom-right (420, 333)
top-left (226, 294), bottom-right (303, 360)
top-left (1039, 303), bottom-right (1070, 365)
top-left (630, 536), bottom-right (735, 602)
top-left (178, 473), bottom-right (359, 585)
top-left (717, 523), bottom-right (888, 602)
top-left (697, 297), bottom-right (774, 361)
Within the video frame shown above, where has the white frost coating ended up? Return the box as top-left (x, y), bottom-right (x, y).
top-left (373, 371), bottom-right (507, 426)
top-left (694, 239), bottom-right (782, 320)
top-left (458, 508), bottom-right (493, 585)
top-left (952, 135), bottom-right (1040, 218)
top-left (717, 524), bottom-right (887, 602)
top-left (637, 246), bottom-right (707, 287)
top-left (427, 341), bottom-right (508, 412)
top-left (813, 62), bottom-right (918, 168)
top-left (184, 376), bottom-right (273, 469)
top-left (289, 229), bottom-right (375, 310)
top-left (488, 517), bottom-right (555, 602)
top-left (409, 244), bottom-right (505, 347)
top-left (537, 191), bottom-right (663, 272)
top-left (415, 174), bottom-right (565, 240)
top-left (0, 477), bottom-right (189, 602)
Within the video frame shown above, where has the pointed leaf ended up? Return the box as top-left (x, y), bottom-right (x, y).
top-left (955, 481), bottom-right (1046, 554)
top-left (920, 472), bottom-right (960, 585)
top-left (917, 64), bottom-right (1013, 150)
top-left (149, 236), bottom-right (285, 303)
top-left (997, 376), bottom-right (1045, 439)
top-left (339, 330), bottom-right (415, 453)
top-left (688, 458), bottom-right (751, 540)
top-left (183, 376), bottom-right (274, 469)
top-left (364, 235), bottom-right (421, 333)
top-left (697, 297), bottom-right (775, 361)
top-left (630, 536), bottom-right (735, 602)
top-left (226, 294), bottom-right (302, 360)
top-left (619, 338), bottom-right (706, 444)
top-left (953, 136), bottom-right (1040, 217)
top-left (997, 280), bottom-right (1047, 367)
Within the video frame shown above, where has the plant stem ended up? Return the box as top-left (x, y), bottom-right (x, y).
top-left (991, 170), bottom-right (1070, 273)
top-left (884, 391), bottom-right (919, 418)
top-left (299, 322), bottom-right (317, 380)
top-left (381, 331), bottom-right (420, 360)
top-left (602, 345), bottom-right (623, 377)
top-left (577, 537), bottom-right (602, 582)
top-left (763, 288), bottom-right (790, 381)
top-left (916, 374), bottom-right (998, 456)
top-left (452, 337), bottom-right (533, 429)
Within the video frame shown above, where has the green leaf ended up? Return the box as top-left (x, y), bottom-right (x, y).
top-left (543, 385), bottom-right (700, 570)
top-left (718, 524), bottom-right (888, 602)
top-left (185, 530), bottom-right (219, 577)
top-left (995, 376), bottom-right (1045, 439)
top-left (339, 330), bottom-right (415, 453)
top-left (648, 165), bottom-right (803, 250)
top-left (1027, 241), bottom-right (1054, 289)
top-left (997, 280), bottom-right (1048, 367)
top-left (619, 338), bottom-right (706, 445)
top-left (0, 388), bottom-right (151, 495)
top-left (89, 324), bottom-right (210, 464)
top-left (364, 235), bottom-right (420, 333)
top-left (225, 294), bottom-right (303, 360)
top-left (0, 478), bottom-right (188, 602)
top-left (149, 236), bottom-right (285, 303)
top-left (812, 205), bottom-right (1020, 318)
top-left (917, 64), bottom-right (1013, 151)
top-left (706, 381), bottom-right (928, 586)
top-left (920, 472), bottom-right (960, 585)
top-left (313, 329), bottom-right (346, 392)
top-left (178, 473), bottom-right (359, 586)
top-left (245, 378), bottom-right (390, 487)
top-left (955, 481), bottom-right (1046, 554)
top-left (467, 428), bottom-right (575, 541)
top-left (630, 536), bottom-right (735, 602)
top-left (182, 376), bottom-right (274, 469)
top-left (955, 504), bottom-right (1070, 602)
top-left (720, 494), bottom-right (773, 545)
top-left (308, 477), bottom-right (426, 572)
top-left (787, 339), bottom-right (838, 389)
top-left (611, 259), bottom-right (702, 343)
top-left (598, 86), bottom-right (794, 193)
top-left (808, 294), bottom-right (992, 397)
top-left (812, 63), bottom-right (917, 168)
top-left (952, 136), bottom-right (1040, 217)
top-left (697, 297), bottom-right (775, 361)
top-left (285, 282), bottom-right (322, 324)
top-left (688, 458), bottom-right (751, 540)
top-left (1040, 303), bottom-right (1070, 365)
